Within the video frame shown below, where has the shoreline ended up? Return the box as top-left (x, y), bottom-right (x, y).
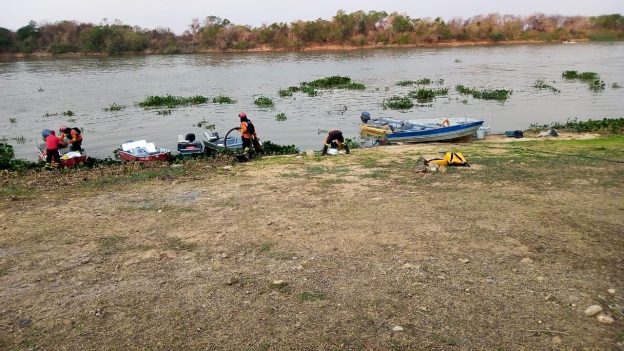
top-left (0, 38), bottom-right (593, 61)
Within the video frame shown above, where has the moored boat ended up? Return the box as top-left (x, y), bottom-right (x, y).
top-left (116, 140), bottom-right (171, 162)
top-left (202, 131), bottom-right (244, 156)
top-left (360, 114), bottom-right (484, 143)
top-left (177, 133), bottom-right (205, 157)
top-left (37, 144), bottom-right (88, 168)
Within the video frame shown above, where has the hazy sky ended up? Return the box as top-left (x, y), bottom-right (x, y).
top-left (2, 0), bottom-right (623, 34)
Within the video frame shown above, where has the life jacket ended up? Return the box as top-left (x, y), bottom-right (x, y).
top-left (426, 152), bottom-right (469, 167)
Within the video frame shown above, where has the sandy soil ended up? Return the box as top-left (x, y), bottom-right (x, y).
top-left (0, 140), bottom-right (622, 350)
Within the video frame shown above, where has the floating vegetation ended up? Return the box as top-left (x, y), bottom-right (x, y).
top-left (455, 85), bottom-right (512, 101)
top-left (416, 78), bottom-right (432, 85)
top-left (212, 95), bottom-right (236, 104)
top-left (104, 103), bottom-right (125, 112)
top-left (408, 88), bottom-right (449, 102)
top-left (533, 79), bottom-right (560, 93)
top-left (9, 118), bottom-right (16, 123)
top-left (254, 96), bottom-right (274, 107)
top-left (383, 96), bottom-right (414, 110)
top-left (345, 82), bottom-right (366, 90)
top-left (275, 112), bottom-right (287, 122)
top-left (526, 117), bottom-right (624, 134)
top-left (261, 141), bottom-right (299, 155)
top-left (138, 95), bottom-right (208, 108)
top-left (62, 110), bottom-right (75, 117)
top-left (67, 118), bottom-right (76, 123)
top-left (195, 119), bottom-right (215, 130)
top-left (562, 71), bottom-right (599, 81)
top-left (454, 59), bottom-right (462, 63)
top-left (278, 86), bottom-right (300, 97)
top-left (589, 80), bottom-right (606, 91)
top-left (156, 109), bottom-right (172, 115)
top-left (300, 86), bottom-right (318, 97)
top-left (612, 82), bottom-right (622, 89)
top-left (43, 112), bottom-right (59, 117)
top-left (396, 80), bottom-right (416, 86)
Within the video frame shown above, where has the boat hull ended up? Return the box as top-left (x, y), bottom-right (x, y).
top-left (387, 121), bottom-right (484, 142)
top-left (38, 148), bottom-right (88, 168)
top-left (116, 150), bottom-right (171, 162)
top-left (361, 118), bottom-right (484, 143)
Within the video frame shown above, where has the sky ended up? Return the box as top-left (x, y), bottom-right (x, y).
top-left (2, 0), bottom-right (623, 34)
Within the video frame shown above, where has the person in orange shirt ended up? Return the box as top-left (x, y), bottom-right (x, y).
top-left (59, 126), bottom-right (83, 151)
top-left (237, 112), bottom-right (262, 154)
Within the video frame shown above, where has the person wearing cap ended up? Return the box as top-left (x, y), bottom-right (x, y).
top-left (59, 126), bottom-right (83, 151)
top-left (322, 129), bottom-right (350, 156)
top-left (237, 112), bottom-right (262, 154)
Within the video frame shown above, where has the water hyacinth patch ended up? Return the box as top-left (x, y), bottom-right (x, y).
top-left (533, 79), bottom-right (560, 93)
top-left (104, 103), bottom-right (126, 111)
top-left (138, 95), bottom-right (209, 108)
top-left (254, 96), bottom-right (274, 107)
top-left (383, 96), bottom-right (414, 110)
top-left (408, 88), bottom-right (449, 102)
top-left (212, 95), bottom-right (236, 104)
top-left (195, 119), bottom-right (215, 130)
top-left (455, 85), bottom-right (512, 101)
top-left (275, 112), bottom-right (287, 122)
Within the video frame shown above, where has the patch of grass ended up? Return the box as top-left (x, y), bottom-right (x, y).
top-left (259, 242), bottom-right (275, 253)
top-left (362, 169), bottom-right (388, 178)
top-left (104, 103), bottom-right (125, 112)
top-left (261, 141), bottom-right (299, 155)
top-left (526, 117), bottom-right (624, 134)
top-left (165, 237), bottom-right (196, 251)
top-left (455, 85), bottom-right (512, 101)
top-left (275, 112), bottom-right (287, 122)
top-left (306, 165), bottom-right (329, 175)
top-left (212, 95), bottom-right (236, 104)
top-left (254, 96), bottom-right (274, 107)
top-left (280, 171), bottom-right (300, 178)
top-left (297, 291), bottom-right (325, 301)
top-left (533, 79), bottom-right (560, 93)
top-left (0, 266), bottom-right (7, 277)
top-left (138, 95), bottom-right (208, 108)
top-left (98, 235), bottom-right (125, 255)
top-left (383, 96), bottom-right (413, 109)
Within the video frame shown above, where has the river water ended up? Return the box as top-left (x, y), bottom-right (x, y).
top-left (1, 42), bottom-right (623, 160)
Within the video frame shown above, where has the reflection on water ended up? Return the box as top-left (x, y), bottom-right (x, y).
top-left (1, 42), bottom-right (623, 160)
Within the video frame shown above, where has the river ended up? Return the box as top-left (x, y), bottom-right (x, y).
top-left (1, 42), bottom-right (623, 160)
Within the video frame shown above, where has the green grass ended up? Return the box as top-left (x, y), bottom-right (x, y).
top-left (254, 96), bottom-right (274, 107)
top-left (297, 291), bottom-right (325, 301)
top-left (526, 117), bottom-right (624, 134)
top-left (138, 95), bottom-right (208, 108)
top-left (408, 88), bottom-right (449, 102)
top-left (164, 237), bottom-right (196, 251)
top-left (212, 95), bottom-right (236, 104)
top-left (98, 235), bottom-right (125, 255)
top-left (259, 242), bottom-right (275, 253)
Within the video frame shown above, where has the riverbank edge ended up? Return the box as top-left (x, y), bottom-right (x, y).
top-left (0, 38), bottom-right (595, 61)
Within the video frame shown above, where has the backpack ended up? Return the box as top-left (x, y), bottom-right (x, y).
top-left (426, 152), bottom-right (469, 167)
top-left (245, 120), bottom-right (255, 135)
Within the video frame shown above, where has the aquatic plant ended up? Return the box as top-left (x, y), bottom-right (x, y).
top-left (261, 141), bottom-right (299, 155)
top-left (156, 109), bottom-right (172, 115)
top-left (455, 85), bottom-right (512, 101)
top-left (416, 78), bottom-right (432, 85)
top-left (212, 95), bottom-right (236, 104)
top-left (562, 71), bottom-right (600, 81)
top-left (43, 112), bottom-right (59, 117)
top-left (275, 112), bottom-right (287, 122)
top-left (344, 138), bottom-right (359, 150)
top-left (383, 96), bottom-right (414, 110)
top-left (396, 80), bottom-right (416, 86)
top-left (138, 95), bottom-right (209, 108)
top-left (299, 86), bottom-right (318, 97)
top-left (345, 82), bottom-right (366, 90)
top-left (9, 118), bottom-right (16, 123)
top-left (104, 103), bottom-right (126, 112)
top-left (454, 59), bottom-right (462, 63)
top-left (254, 96), bottom-right (274, 107)
top-left (62, 110), bottom-right (75, 117)
top-left (533, 79), bottom-right (560, 93)
top-left (526, 117), bottom-right (624, 134)
top-left (408, 88), bottom-right (449, 103)
top-left (589, 80), bottom-right (606, 91)
top-left (278, 89), bottom-right (293, 97)
top-left (195, 119), bottom-right (215, 130)
top-left (298, 75), bottom-right (366, 94)
top-left (612, 82), bottom-right (622, 89)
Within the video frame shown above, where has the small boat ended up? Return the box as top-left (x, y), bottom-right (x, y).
top-left (116, 140), bottom-right (171, 162)
top-left (37, 144), bottom-right (88, 168)
top-left (177, 133), bottom-right (205, 157)
top-left (202, 131), bottom-right (244, 156)
top-left (361, 116), bottom-right (484, 143)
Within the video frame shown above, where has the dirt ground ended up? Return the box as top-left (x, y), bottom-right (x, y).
top-left (1, 137), bottom-right (623, 350)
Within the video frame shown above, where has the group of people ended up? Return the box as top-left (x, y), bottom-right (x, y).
top-left (42, 126), bottom-right (83, 167)
top-left (236, 112), bottom-right (350, 157)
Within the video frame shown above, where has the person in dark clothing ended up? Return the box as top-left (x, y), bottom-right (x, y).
top-left (322, 129), bottom-right (350, 156)
top-left (59, 126), bottom-right (83, 151)
top-left (237, 112), bottom-right (262, 153)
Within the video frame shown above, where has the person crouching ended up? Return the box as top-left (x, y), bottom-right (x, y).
top-left (322, 130), bottom-right (350, 156)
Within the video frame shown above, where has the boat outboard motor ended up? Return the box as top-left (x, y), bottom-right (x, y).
top-left (185, 133), bottom-right (196, 142)
top-left (208, 132), bottom-right (219, 142)
top-left (360, 111), bottom-right (371, 124)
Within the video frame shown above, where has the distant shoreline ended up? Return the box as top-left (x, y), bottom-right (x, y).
top-left (0, 38), bottom-right (594, 61)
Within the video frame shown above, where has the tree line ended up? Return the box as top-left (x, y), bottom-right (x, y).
top-left (0, 11), bottom-right (622, 55)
